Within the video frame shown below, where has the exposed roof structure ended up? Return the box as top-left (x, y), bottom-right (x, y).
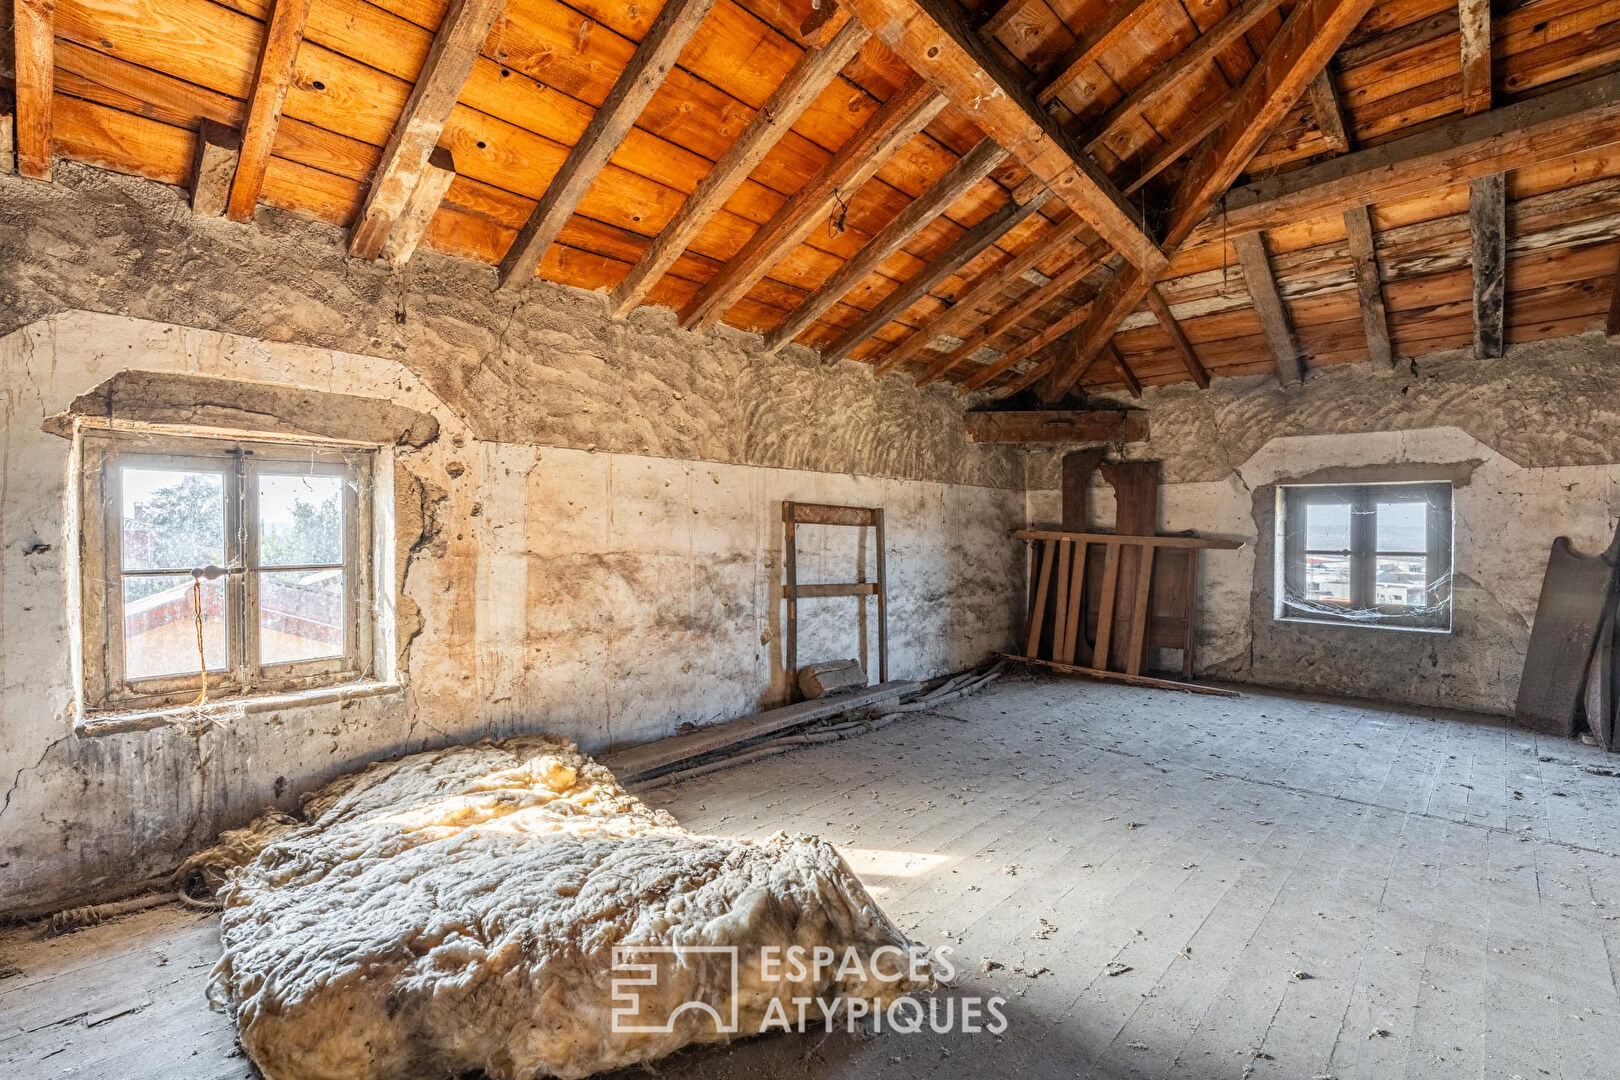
top-left (5, 0), bottom-right (1619, 397)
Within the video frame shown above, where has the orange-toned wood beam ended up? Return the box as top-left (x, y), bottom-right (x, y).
top-left (1142, 285), bottom-right (1210, 389)
top-left (13, 0), bottom-right (55, 180)
top-left (226, 0), bottom-right (314, 222)
top-left (498, 0), bottom-right (716, 290)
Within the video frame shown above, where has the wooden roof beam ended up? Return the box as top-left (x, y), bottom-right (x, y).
top-left (1608, 245), bottom-right (1620, 344)
top-left (762, 136), bottom-right (1006, 352)
top-left (1308, 68), bottom-right (1350, 154)
top-left (1342, 204), bottom-right (1393, 366)
top-left (0, 90), bottom-right (14, 176)
top-left (190, 119), bottom-right (242, 217)
top-left (1469, 173), bottom-right (1507, 359)
top-left (1106, 342), bottom-right (1143, 399)
top-left (821, 188), bottom-right (1052, 365)
top-left (348, 0), bottom-right (505, 260)
top-left (1233, 231), bottom-right (1304, 385)
top-left (13, 0), bottom-right (54, 180)
top-left (1459, 0), bottom-right (1493, 118)
top-left (841, 0), bottom-right (1167, 273)
top-left (1035, 0), bottom-right (1158, 108)
top-left (226, 0), bottom-right (313, 222)
top-left (610, 16), bottom-right (870, 317)
top-left (964, 407), bottom-right (1148, 443)
top-left (497, 0), bottom-right (716, 291)
top-left (1193, 73), bottom-right (1620, 242)
top-left (380, 146), bottom-right (456, 266)
top-left (1034, 0), bottom-right (1378, 401)
top-left (1143, 285), bottom-right (1210, 389)
top-left (678, 72), bottom-right (945, 330)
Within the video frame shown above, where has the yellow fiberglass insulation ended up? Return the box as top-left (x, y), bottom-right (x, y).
top-left (207, 736), bottom-right (931, 1080)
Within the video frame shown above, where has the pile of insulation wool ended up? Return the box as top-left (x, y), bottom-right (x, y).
top-left (204, 735), bottom-right (931, 1080)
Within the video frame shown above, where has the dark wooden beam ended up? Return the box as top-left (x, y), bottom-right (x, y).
top-left (13, 0), bottom-right (54, 180)
top-left (611, 17), bottom-right (870, 316)
top-left (380, 145), bottom-right (455, 265)
top-left (1342, 204), bottom-right (1393, 366)
top-left (679, 73), bottom-right (944, 329)
top-left (498, 0), bottom-right (715, 290)
top-left (1608, 245), bottom-right (1620, 343)
top-left (963, 409), bottom-right (1148, 444)
top-left (1143, 285), bottom-right (1210, 388)
top-left (1459, 0), bottom-right (1493, 117)
top-left (1233, 231), bottom-right (1305, 385)
top-left (873, 214), bottom-right (1090, 377)
top-left (822, 189), bottom-right (1051, 365)
top-left (1196, 74), bottom-right (1620, 243)
top-left (0, 90), bottom-right (14, 176)
top-left (1469, 172), bottom-right (1507, 359)
top-left (1035, 0), bottom-right (1157, 107)
top-left (762, 136), bottom-right (1006, 352)
top-left (226, 0), bottom-right (314, 222)
top-left (1105, 342), bottom-right (1143, 398)
top-left (842, 0), bottom-right (1167, 273)
top-left (1308, 68), bottom-right (1350, 154)
top-left (189, 119), bottom-right (242, 217)
top-left (348, 0), bottom-right (505, 260)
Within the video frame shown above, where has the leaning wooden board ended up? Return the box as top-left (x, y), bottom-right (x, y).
top-left (1515, 527), bottom-right (1620, 736)
top-left (601, 680), bottom-right (921, 782)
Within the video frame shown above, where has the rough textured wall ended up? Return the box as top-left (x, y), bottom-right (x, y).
top-left (0, 166), bottom-right (1020, 490)
top-left (0, 306), bottom-right (1021, 917)
top-left (1026, 335), bottom-right (1620, 714)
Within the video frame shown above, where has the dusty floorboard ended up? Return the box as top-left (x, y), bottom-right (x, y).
top-left (3, 676), bottom-right (1619, 1079)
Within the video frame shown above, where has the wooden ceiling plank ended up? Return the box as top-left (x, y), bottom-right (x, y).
top-left (1469, 172), bottom-right (1507, 358)
top-left (679, 72), bottom-right (944, 329)
top-left (841, 0), bottom-right (1167, 273)
top-left (1342, 203), bottom-right (1394, 366)
top-left (497, 0), bottom-right (716, 291)
top-left (1143, 284), bottom-right (1210, 388)
top-left (13, 0), bottom-right (55, 180)
top-left (923, 242), bottom-right (1110, 386)
top-left (1233, 230), bottom-right (1306, 384)
top-left (1080, 0), bottom-right (1286, 157)
top-left (190, 118), bottom-right (243, 216)
top-left (872, 213), bottom-right (1090, 376)
top-left (1200, 74), bottom-right (1620, 242)
top-left (1035, 0), bottom-right (1159, 107)
top-left (976, 0), bottom-right (1035, 38)
top-left (762, 136), bottom-right (1007, 352)
top-left (347, 0), bottom-right (506, 260)
top-left (226, 0), bottom-right (315, 222)
top-left (610, 16), bottom-right (871, 317)
top-left (1460, 0), bottom-right (1493, 118)
top-left (822, 188), bottom-right (1052, 364)
top-left (380, 145), bottom-right (455, 265)
top-left (1106, 341), bottom-right (1144, 398)
top-left (1031, 0), bottom-right (1378, 402)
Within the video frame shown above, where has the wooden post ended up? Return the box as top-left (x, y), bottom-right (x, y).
top-left (874, 507), bottom-right (888, 683)
top-left (784, 507), bottom-right (798, 698)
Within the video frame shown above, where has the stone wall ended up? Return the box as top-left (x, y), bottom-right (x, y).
top-left (1026, 334), bottom-right (1620, 714)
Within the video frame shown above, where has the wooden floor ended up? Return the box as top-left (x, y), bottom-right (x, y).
top-left (5, 675), bottom-right (1620, 1079)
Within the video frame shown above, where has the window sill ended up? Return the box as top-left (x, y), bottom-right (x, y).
top-left (1274, 615), bottom-right (1452, 635)
top-left (75, 680), bottom-right (403, 738)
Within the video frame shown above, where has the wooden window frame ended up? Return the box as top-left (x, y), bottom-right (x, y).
top-left (1277, 481), bottom-right (1453, 632)
top-left (79, 430), bottom-right (376, 711)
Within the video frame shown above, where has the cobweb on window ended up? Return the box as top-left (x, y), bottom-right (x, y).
top-left (1282, 492), bottom-right (1450, 623)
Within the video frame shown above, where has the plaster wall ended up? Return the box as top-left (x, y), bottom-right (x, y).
top-left (0, 310), bottom-right (1021, 917)
top-left (1026, 335), bottom-right (1620, 714)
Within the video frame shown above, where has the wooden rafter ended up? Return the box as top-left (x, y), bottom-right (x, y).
top-left (1459, 0), bottom-right (1493, 118)
top-left (1470, 172), bottom-right (1507, 359)
top-left (497, 0), bottom-right (716, 291)
top-left (1342, 204), bottom-right (1393, 366)
top-left (348, 0), bottom-right (504, 260)
top-left (679, 73), bottom-right (944, 330)
top-left (190, 119), bottom-right (242, 217)
top-left (1035, 0), bottom-right (1157, 107)
top-left (13, 0), bottom-right (54, 180)
top-left (956, 281), bottom-right (1101, 393)
top-left (871, 214), bottom-right (1090, 376)
top-left (1142, 285), bottom-right (1210, 389)
top-left (1032, 0), bottom-right (1378, 402)
top-left (1308, 69), bottom-right (1350, 154)
top-left (1609, 245), bottom-right (1620, 343)
top-left (1233, 231), bottom-right (1304, 384)
top-left (380, 145), bottom-right (456, 266)
top-left (226, 0), bottom-right (314, 222)
top-left (821, 189), bottom-right (1052, 365)
top-left (1105, 342), bottom-right (1144, 398)
top-left (841, 0), bottom-right (1167, 273)
top-left (610, 16), bottom-right (870, 317)
top-left (762, 136), bottom-right (1006, 353)
top-left (0, 90), bottom-right (14, 176)
top-left (923, 242), bottom-right (1110, 387)
top-left (1197, 74), bottom-right (1620, 243)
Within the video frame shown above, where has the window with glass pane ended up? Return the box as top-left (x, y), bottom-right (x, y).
top-left (1278, 482), bottom-right (1452, 631)
top-left (81, 431), bottom-right (374, 710)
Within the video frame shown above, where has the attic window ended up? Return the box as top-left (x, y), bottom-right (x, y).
top-left (79, 430), bottom-right (376, 711)
top-left (1276, 482), bottom-right (1453, 632)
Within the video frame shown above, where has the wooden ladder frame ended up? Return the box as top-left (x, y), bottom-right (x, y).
top-left (783, 502), bottom-right (888, 695)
